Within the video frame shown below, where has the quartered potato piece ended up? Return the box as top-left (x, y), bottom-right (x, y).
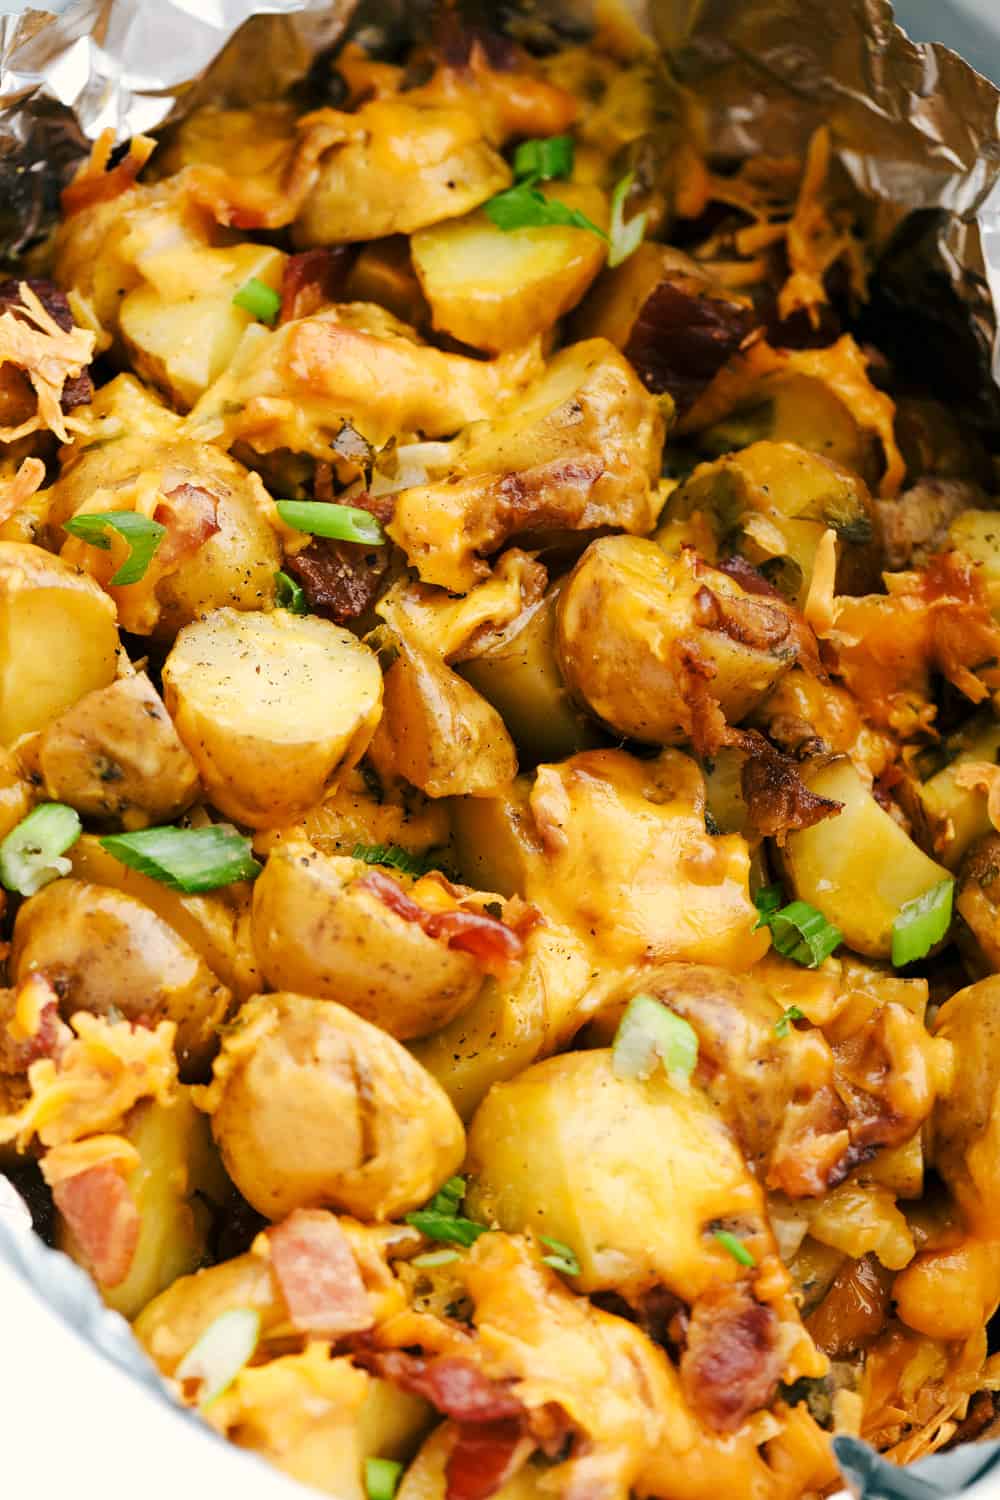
top-left (162, 608), bottom-right (382, 828)
top-left (202, 992), bottom-right (465, 1220)
top-left (411, 184), bottom-right (608, 352)
top-left (0, 542), bottom-right (120, 745)
top-left (778, 758), bottom-right (951, 959)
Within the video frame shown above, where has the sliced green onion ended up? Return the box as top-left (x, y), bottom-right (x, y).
top-left (774, 1005), bottom-right (804, 1039)
top-left (274, 569), bottom-right (308, 615)
top-left (99, 825), bottom-right (261, 894)
top-left (275, 499), bottom-right (384, 546)
top-left (608, 171), bottom-right (648, 268)
top-left (714, 1230), bottom-right (756, 1268)
top-left (365, 1458), bottom-right (404, 1500)
top-left (352, 842), bottom-right (431, 878)
top-left (612, 993), bottom-right (698, 1085)
top-left (539, 1236), bottom-right (580, 1276)
top-left (232, 277), bottom-right (281, 327)
top-left (891, 879), bottom-right (954, 968)
top-left (755, 888), bottom-right (842, 969)
top-left (64, 511), bottom-right (166, 586)
top-left (428, 1175), bottom-right (466, 1215)
top-left (411, 1248), bottom-right (462, 1269)
top-left (175, 1307), bottom-right (260, 1408)
top-left (484, 182), bottom-right (606, 238)
top-left (0, 803), bottom-right (81, 896)
top-left (404, 1209), bottom-right (487, 1247)
top-left (513, 135), bottom-right (574, 182)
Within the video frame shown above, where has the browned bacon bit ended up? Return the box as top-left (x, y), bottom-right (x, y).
top-left (280, 248), bottom-right (353, 324)
top-left (268, 1208), bottom-right (374, 1339)
top-left (0, 994), bottom-right (66, 1075)
top-left (623, 280), bottom-right (757, 415)
top-left (153, 483), bottom-right (221, 571)
top-left (61, 131), bottom-right (156, 217)
top-left (693, 583), bottom-right (792, 652)
top-left (51, 1163), bottom-right (140, 1288)
top-left (357, 869), bottom-right (524, 976)
top-left (731, 728), bottom-right (842, 842)
top-left (355, 1349), bottom-right (526, 1423)
top-left (286, 538), bottom-right (389, 625)
top-left (445, 1420), bottom-right (533, 1500)
top-left (679, 1283), bottom-right (783, 1432)
top-left (715, 554), bottom-right (784, 600)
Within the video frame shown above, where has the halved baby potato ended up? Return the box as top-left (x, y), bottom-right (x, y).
top-left (778, 758), bottom-right (951, 959)
top-left (162, 608), bottom-right (382, 828)
top-left (411, 184), bottom-right (608, 352)
top-left (0, 542), bottom-right (120, 745)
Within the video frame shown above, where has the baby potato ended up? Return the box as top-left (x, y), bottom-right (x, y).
top-left (203, 992), bottom-right (465, 1220)
top-left (466, 1048), bottom-right (773, 1303)
top-left (778, 758), bottom-right (950, 959)
top-left (0, 542), bottom-right (120, 745)
top-left (367, 634), bottom-right (516, 799)
top-left (556, 537), bottom-right (798, 743)
top-left (251, 844), bottom-right (484, 1040)
top-left (162, 609), bottom-right (382, 828)
top-left (411, 184), bottom-right (609, 353)
top-left (931, 975), bottom-right (1000, 1234)
top-left (11, 879), bottom-right (231, 1078)
top-left (68, 834), bottom-right (260, 1002)
top-left (134, 1247), bottom-right (284, 1373)
top-left (35, 672), bottom-right (199, 828)
top-left (458, 588), bottom-right (602, 765)
top-left (56, 1091), bottom-right (227, 1320)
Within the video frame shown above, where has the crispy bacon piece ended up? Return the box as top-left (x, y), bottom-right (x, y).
top-left (280, 249), bottom-right (353, 324)
top-left (153, 483), bottom-right (220, 571)
top-left (355, 1349), bottom-right (525, 1423)
top-left (357, 868), bottom-right (524, 978)
top-left (268, 1207), bottom-right (374, 1338)
top-left (679, 1283), bottom-right (783, 1432)
top-left (715, 554), bottom-right (784, 599)
top-left (61, 132), bottom-right (156, 217)
top-left (445, 1420), bottom-right (532, 1500)
top-left (729, 728), bottom-right (842, 842)
top-left (51, 1163), bottom-right (140, 1288)
top-left (625, 280), bottom-right (756, 415)
top-left (694, 583), bottom-right (793, 652)
top-left (286, 538), bottom-right (389, 625)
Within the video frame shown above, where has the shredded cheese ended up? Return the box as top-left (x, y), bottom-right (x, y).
top-left (0, 282), bottom-right (95, 444)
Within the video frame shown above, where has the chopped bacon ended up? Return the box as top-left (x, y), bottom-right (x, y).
top-left (729, 728), bottom-right (842, 842)
top-left (358, 869), bottom-right (524, 976)
top-left (715, 554), bottom-right (784, 599)
top-left (286, 537), bottom-right (389, 625)
top-left (268, 1208), bottom-right (374, 1339)
top-left (51, 1163), bottom-right (140, 1288)
top-left (445, 1420), bottom-right (532, 1500)
top-left (61, 132), bottom-right (156, 217)
top-left (355, 1349), bottom-right (525, 1423)
top-left (679, 1283), bottom-right (783, 1432)
top-left (280, 248), bottom-right (353, 324)
top-left (152, 483), bottom-right (220, 571)
top-left (693, 583), bottom-right (793, 652)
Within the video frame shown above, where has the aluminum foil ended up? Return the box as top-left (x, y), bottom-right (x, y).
top-left (2, 0), bottom-right (1000, 1496)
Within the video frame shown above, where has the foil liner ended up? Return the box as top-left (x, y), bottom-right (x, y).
top-left (2, 0), bottom-right (1000, 1496)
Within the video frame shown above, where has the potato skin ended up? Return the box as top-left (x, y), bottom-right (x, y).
top-left (0, 541), bottom-right (120, 745)
top-left (557, 536), bottom-right (798, 743)
top-left (36, 672), bottom-right (199, 828)
top-left (162, 608), bottom-right (383, 828)
top-left (931, 976), bottom-right (1000, 1234)
top-left (11, 879), bottom-right (231, 1079)
top-left (252, 845), bottom-right (483, 1040)
top-left (203, 992), bottom-right (465, 1220)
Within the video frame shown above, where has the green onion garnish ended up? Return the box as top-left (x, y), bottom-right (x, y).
top-left (774, 1005), bottom-right (804, 1039)
top-left (175, 1307), bottom-right (260, 1408)
top-left (64, 511), bottom-right (166, 586)
top-left (352, 842), bottom-right (431, 878)
top-left (429, 1175), bottom-right (466, 1214)
top-left (99, 825), bottom-right (261, 894)
top-left (513, 135), bottom-right (574, 182)
top-left (274, 569), bottom-right (308, 615)
top-left (405, 1174), bottom-right (487, 1247)
top-left (0, 803), bottom-right (81, 896)
top-left (232, 277), bottom-right (281, 327)
top-left (365, 1459), bottom-right (404, 1500)
top-left (275, 499), bottom-right (384, 546)
top-left (539, 1236), bottom-right (580, 1276)
top-left (714, 1230), bottom-right (756, 1268)
top-left (484, 182), bottom-right (606, 238)
top-left (612, 993), bottom-right (698, 1085)
top-left (891, 879), bottom-right (954, 968)
top-left (411, 1248), bottom-right (462, 1269)
top-left (754, 887), bottom-right (842, 969)
top-left (607, 171), bottom-right (648, 268)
